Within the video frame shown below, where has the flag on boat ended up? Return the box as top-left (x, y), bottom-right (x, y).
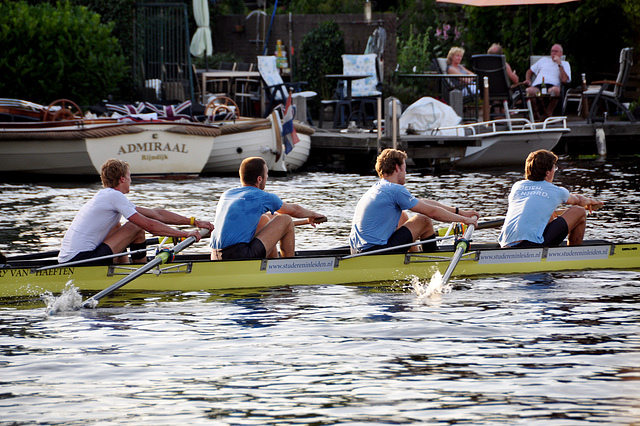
top-left (281, 93), bottom-right (299, 154)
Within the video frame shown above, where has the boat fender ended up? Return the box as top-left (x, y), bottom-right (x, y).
top-left (454, 237), bottom-right (471, 253)
top-left (157, 248), bottom-right (175, 263)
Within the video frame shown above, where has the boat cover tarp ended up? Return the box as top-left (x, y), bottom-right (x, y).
top-left (399, 97), bottom-right (462, 135)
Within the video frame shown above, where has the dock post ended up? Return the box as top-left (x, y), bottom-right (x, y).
top-left (392, 98), bottom-right (397, 149)
top-left (292, 96), bottom-right (308, 124)
top-left (595, 126), bottom-right (607, 157)
top-left (377, 97), bottom-right (382, 153)
top-left (384, 96), bottom-right (401, 148)
top-left (450, 89), bottom-right (463, 118)
top-left (483, 76), bottom-right (490, 122)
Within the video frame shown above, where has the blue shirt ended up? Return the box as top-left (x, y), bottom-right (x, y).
top-left (209, 186), bottom-right (283, 249)
top-left (499, 180), bottom-right (570, 247)
top-left (349, 180), bottom-right (419, 251)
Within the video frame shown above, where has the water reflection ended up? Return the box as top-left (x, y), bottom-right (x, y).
top-left (0, 274), bottom-right (639, 423)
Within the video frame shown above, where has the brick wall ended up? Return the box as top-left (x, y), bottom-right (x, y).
top-left (210, 13), bottom-right (397, 78)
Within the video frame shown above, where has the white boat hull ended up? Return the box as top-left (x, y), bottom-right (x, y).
top-left (85, 123), bottom-right (214, 176)
top-left (203, 114), bottom-right (311, 174)
top-left (422, 116), bottom-right (571, 168)
top-left (0, 117), bottom-right (311, 177)
top-left (0, 121), bottom-right (217, 177)
top-left (456, 127), bottom-right (568, 167)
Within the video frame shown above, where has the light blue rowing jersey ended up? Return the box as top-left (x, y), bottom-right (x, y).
top-left (210, 186), bottom-right (283, 249)
top-left (349, 179), bottom-right (419, 252)
top-left (499, 180), bottom-right (570, 247)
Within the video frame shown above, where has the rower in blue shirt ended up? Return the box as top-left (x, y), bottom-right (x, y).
top-left (349, 149), bottom-right (478, 254)
top-left (210, 157), bottom-right (326, 260)
top-left (499, 149), bottom-right (603, 248)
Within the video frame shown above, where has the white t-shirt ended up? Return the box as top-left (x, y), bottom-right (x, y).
top-left (58, 188), bottom-right (138, 262)
top-left (531, 56), bottom-right (571, 87)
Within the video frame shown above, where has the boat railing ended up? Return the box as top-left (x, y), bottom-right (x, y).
top-left (431, 115), bottom-right (568, 136)
top-left (431, 117), bottom-right (533, 136)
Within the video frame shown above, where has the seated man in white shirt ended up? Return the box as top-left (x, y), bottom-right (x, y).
top-left (524, 43), bottom-right (571, 97)
top-left (58, 159), bottom-right (214, 265)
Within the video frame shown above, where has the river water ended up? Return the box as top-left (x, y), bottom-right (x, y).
top-left (1, 158), bottom-right (639, 424)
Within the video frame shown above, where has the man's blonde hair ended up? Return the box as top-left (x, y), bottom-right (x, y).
top-left (100, 159), bottom-right (129, 188)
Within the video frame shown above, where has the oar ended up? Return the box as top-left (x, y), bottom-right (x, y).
top-left (7, 237), bottom-right (162, 265)
top-left (33, 238), bottom-right (162, 271)
top-left (441, 220), bottom-right (476, 285)
top-left (476, 218), bottom-right (504, 230)
top-left (439, 218), bottom-right (504, 235)
top-left (343, 234), bottom-right (456, 259)
top-left (82, 230), bottom-right (209, 308)
top-left (343, 218), bottom-right (503, 260)
top-left (293, 217), bottom-right (327, 226)
top-left (7, 250), bottom-right (60, 261)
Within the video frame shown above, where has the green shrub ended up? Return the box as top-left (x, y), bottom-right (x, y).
top-left (297, 21), bottom-right (345, 116)
top-left (396, 25), bottom-right (432, 73)
top-left (0, 1), bottom-right (127, 106)
top-left (211, 0), bottom-right (248, 16)
top-left (192, 52), bottom-right (241, 70)
top-left (288, 0), bottom-right (362, 14)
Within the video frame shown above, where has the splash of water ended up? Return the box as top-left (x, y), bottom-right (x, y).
top-left (42, 281), bottom-right (83, 315)
top-left (412, 270), bottom-right (452, 300)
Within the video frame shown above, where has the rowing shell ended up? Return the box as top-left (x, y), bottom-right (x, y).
top-left (1, 241), bottom-right (638, 298)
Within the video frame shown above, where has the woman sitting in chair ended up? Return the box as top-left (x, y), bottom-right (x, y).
top-left (446, 46), bottom-right (477, 96)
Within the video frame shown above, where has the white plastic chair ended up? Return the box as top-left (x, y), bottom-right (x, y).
top-left (257, 56), bottom-right (316, 118)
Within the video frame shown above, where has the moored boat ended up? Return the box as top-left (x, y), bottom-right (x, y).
top-left (398, 97), bottom-right (570, 168)
top-left (2, 240), bottom-right (638, 299)
top-left (0, 119), bottom-right (220, 177)
top-left (201, 111), bottom-right (313, 174)
top-left (0, 98), bottom-right (312, 177)
top-left (447, 117), bottom-right (570, 168)
top-left (404, 116), bottom-right (570, 168)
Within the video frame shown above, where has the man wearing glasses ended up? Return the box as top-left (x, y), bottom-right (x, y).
top-left (524, 44), bottom-right (571, 97)
top-left (499, 149), bottom-right (603, 248)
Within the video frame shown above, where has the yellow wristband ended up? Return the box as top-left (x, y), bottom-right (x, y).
top-left (189, 217), bottom-right (196, 226)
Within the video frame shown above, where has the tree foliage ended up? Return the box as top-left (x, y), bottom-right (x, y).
top-left (298, 21), bottom-right (345, 102)
top-left (0, 1), bottom-right (127, 105)
top-left (462, 0), bottom-right (636, 87)
top-left (287, 0), bottom-right (362, 14)
top-left (396, 25), bottom-right (432, 73)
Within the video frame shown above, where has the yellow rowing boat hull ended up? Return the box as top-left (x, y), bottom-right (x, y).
top-left (1, 242), bottom-right (639, 298)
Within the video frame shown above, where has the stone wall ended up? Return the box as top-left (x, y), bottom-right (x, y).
top-left (210, 13), bottom-right (397, 78)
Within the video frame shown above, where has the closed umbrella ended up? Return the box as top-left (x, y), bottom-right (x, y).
top-left (190, 0), bottom-right (213, 68)
top-left (435, 0), bottom-right (581, 55)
